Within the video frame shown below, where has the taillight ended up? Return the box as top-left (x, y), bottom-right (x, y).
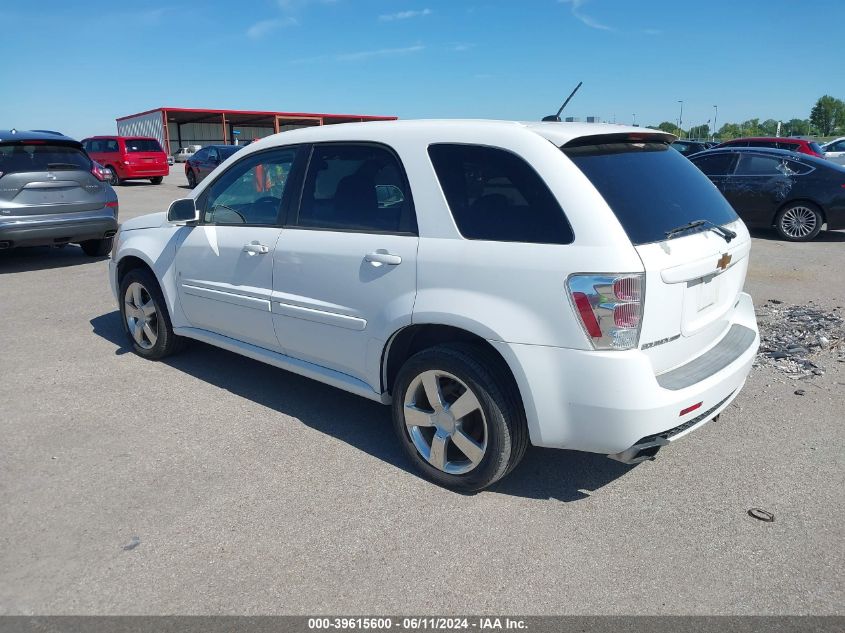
top-left (91, 164), bottom-right (107, 181)
top-left (567, 274), bottom-right (645, 350)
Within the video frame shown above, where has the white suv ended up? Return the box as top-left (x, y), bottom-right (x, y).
top-left (109, 120), bottom-right (759, 491)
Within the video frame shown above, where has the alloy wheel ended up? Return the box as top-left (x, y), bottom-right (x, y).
top-left (780, 206), bottom-right (817, 239)
top-left (402, 370), bottom-right (488, 475)
top-left (123, 282), bottom-right (158, 350)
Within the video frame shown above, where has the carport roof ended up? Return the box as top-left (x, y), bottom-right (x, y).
top-left (117, 107), bottom-right (397, 125)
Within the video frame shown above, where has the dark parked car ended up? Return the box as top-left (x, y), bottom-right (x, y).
top-left (0, 130), bottom-right (118, 255)
top-left (185, 145), bottom-right (243, 188)
top-left (690, 147), bottom-right (845, 241)
top-left (716, 136), bottom-right (825, 158)
top-left (671, 139), bottom-right (708, 156)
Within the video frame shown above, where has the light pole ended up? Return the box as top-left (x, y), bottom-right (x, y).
top-left (677, 100), bottom-right (684, 132)
top-left (713, 105), bottom-right (718, 141)
top-left (632, 113), bottom-right (636, 126)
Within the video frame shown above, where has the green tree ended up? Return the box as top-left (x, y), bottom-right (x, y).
top-left (760, 119), bottom-right (779, 136)
top-left (809, 95), bottom-right (845, 136)
top-left (785, 118), bottom-right (808, 136)
top-left (718, 123), bottom-right (742, 140)
top-left (654, 121), bottom-right (683, 136)
top-left (739, 118), bottom-right (761, 137)
top-left (688, 124), bottom-right (710, 139)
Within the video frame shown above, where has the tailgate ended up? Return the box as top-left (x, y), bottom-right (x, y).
top-left (635, 220), bottom-right (751, 373)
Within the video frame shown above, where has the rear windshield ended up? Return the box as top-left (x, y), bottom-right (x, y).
top-left (124, 138), bottom-right (163, 153)
top-left (0, 142), bottom-right (91, 175)
top-left (564, 142), bottom-right (738, 245)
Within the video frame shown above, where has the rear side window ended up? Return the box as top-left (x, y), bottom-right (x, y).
top-left (296, 143), bottom-right (416, 234)
top-left (124, 138), bottom-right (163, 153)
top-left (565, 142), bottom-right (737, 246)
top-left (776, 142), bottom-right (800, 151)
top-left (428, 144), bottom-right (573, 244)
top-left (0, 142), bottom-right (91, 175)
top-left (734, 155), bottom-right (782, 175)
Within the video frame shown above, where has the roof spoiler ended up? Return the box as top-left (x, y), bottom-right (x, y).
top-left (562, 131), bottom-right (676, 148)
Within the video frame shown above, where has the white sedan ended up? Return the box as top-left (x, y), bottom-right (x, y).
top-left (822, 137), bottom-right (845, 165)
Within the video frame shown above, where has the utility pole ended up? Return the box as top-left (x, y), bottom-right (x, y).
top-left (677, 100), bottom-right (684, 131)
top-left (713, 105), bottom-right (718, 140)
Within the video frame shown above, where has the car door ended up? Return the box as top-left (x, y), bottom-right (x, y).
top-left (272, 142), bottom-right (419, 388)
top-left (690, 152), bottom-right (737, 194)
top-left (173, 146), bottom-right (303, 351)
top-left (723, 153), bottom-right (791, 226)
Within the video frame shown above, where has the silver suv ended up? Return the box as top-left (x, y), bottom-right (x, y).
top-left (0, 130), bottom-right (118, 256)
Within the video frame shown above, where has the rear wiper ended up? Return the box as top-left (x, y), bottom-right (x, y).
top-left (665, 219), bottom-right (735, 243)
top-left (47, 162), bottom-right (81, 170)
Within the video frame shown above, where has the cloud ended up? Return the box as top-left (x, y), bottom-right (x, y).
top-left (559, 0), bottom-right (614, 31)
top-left (642, 28), bottom-right (662, 35)
top-left (246, 17), bottom-right (298, 39)
top-left (291, 45), bottom-right (425, 64)
top-left (451, 43), bottom-right (475, 52)
top-left (378, 8), bottom-right (432, 22)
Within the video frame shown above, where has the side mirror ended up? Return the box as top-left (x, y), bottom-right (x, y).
top-left (167, 198), bottom-right (199, 224)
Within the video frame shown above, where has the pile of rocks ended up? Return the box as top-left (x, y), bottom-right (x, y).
top-left (754, 300), bottom-right (844, 379)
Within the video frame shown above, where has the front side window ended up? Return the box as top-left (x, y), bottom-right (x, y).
top-left (295, 143), bottom-right (416, 233)
top-left (192, 148), bottom-right (208, 162)
top-left (428, 144), bottom-right (573, 244)
top-left (202, 148), bottom-right (298, 225)
top-left (691, 153), bottom-right (736, 176)
top-left (105, 140), bottom-right (119, 152)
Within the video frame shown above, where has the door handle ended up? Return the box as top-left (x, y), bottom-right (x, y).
top-left (365, 251), bottom-right (402, 266)
top-left (243, 242), bottom-right (270, 255)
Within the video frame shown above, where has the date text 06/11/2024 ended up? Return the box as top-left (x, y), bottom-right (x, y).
top-left (307, 617), bottom-right (528, 630)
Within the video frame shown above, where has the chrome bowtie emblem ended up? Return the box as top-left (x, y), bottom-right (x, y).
top-left (716, 253), bottom-right (732, 270)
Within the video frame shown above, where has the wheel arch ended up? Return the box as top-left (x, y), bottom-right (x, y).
top-left (382, 323), bottom-right (524, 408)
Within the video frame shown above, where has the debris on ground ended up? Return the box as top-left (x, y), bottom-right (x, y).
top-left (754, 300), bottom-right (844, 379)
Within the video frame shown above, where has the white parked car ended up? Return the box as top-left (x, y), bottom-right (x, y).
top-left (172, 145), bottom-right (201, 163)
top-left (109, 120), bottom-right (759, 491)
top-left (822, 137), bottom-right (845, 165)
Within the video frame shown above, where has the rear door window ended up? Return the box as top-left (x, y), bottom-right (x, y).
top-left (295, 143), bottom-right (416, 234)
top-left (125, 139), bottom-right (162, 153)
top-left (564, 141), bottom-right (737, 245)
top-left (734, 155), bottom-right (782, 175)
top-left (0, 142), bottom-right (92, 175)
top-left (428, 144), bottom-right (573, 244)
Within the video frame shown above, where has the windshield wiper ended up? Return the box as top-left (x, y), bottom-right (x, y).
top-left (665, 219), bottom-right (735, 243)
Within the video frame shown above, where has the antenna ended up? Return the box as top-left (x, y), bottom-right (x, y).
top-left (542, 81), bottom-right (583, 122)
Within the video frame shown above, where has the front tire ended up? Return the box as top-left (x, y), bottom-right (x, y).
top-left (150, 176), bottom-right (163, 185)
top-left (392, 344), bottom-right (528, 492)
top-left (775, 202), bottom-right (822, 241)
top-left (118, 268), bottom-right (185, 360)
top-left (79, 237), bottom-right (113, 257)
top-left (186, 169), bottom-right (197, 189)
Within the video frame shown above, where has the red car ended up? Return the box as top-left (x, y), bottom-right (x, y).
top-left (81, 136), bottom-right (169, 185)
top-left (716, 136), bottom-right (825, 157)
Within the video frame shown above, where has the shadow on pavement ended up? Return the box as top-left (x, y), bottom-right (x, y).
top-left (0, 245), bottom-right (107, 274)
top-left (90, 310), bottom-right (635, 501)
top-left (749, 227), bottom-right (845, 242)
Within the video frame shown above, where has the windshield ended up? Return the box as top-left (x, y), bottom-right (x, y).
top-left (564, 142), bottom-right (738, 245)
top-left (125, 138), bottom-right (163, 153)
top-left (0, 142), bottom-right (91, 175)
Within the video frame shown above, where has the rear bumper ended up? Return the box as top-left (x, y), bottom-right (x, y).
top-left (119, 166), bottom-right (169, 179)
top-left (0, 208), bottom-right (118, 248)
top-left (491, 292), bottom-right (759, 455)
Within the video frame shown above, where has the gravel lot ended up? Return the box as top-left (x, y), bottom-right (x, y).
top-left (1, 169), bottom-right (843, 615)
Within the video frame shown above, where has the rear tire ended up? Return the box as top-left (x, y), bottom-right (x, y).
top-left (79, 237), bottom-right (113, 257)
top-left (107, 167), bottom-right (122, 186)
top-left (186, 170), bottom-right (197, 189)
top-left (150, 176), bottom-right (163, 185)
top-left (118, 268), bottom-right (185, 360)
top-left (392, 343), bottom-right (528, 492)
top-left (775, 202), bottom-right (822, 241)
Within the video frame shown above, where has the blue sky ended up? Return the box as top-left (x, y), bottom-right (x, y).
top-left (1, 0), bottom-right (843, 140)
